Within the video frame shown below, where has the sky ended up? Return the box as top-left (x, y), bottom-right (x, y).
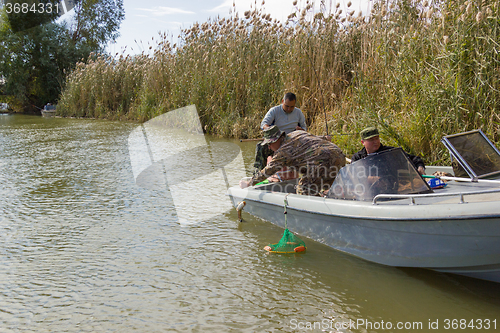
top-left (107, 0), bottom-right (372, 55)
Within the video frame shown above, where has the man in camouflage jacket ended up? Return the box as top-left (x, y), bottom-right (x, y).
top-left (243, 126), bottom-right (346, 196)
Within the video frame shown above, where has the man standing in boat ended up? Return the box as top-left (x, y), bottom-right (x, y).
top-left (242, 125), bottom-right (345, 196)
top-left (253, 93), bottom-right (307, 173)
top-left (352, 127), bottom-right (426, 175)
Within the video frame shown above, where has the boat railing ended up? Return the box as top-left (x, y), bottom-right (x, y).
top-left (373, 188), bottom-right (500, 205)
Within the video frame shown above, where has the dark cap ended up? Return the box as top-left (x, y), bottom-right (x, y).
top-left (360, 127), bottom-right (379, 140)
top-left (261, 125), bottom-right (285, 145)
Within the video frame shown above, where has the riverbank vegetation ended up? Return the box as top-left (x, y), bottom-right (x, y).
top-left (58, 0), bottom-right (500, 163)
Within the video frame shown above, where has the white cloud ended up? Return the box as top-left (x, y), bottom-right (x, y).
top-left (136, 7), bottom-right (196, 16)
top-left (207, 0), bottom-right (233, 13)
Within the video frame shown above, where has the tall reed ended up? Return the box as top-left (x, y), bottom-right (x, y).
top-left (58, 0), bottom-right (500, 163)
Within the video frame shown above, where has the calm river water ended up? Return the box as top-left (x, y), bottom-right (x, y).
top-left (0, 114), bottom-right (499, 332)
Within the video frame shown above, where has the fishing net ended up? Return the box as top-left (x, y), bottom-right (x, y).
top-left (264, 195), bottom-right (306, 254)
top-left (264, 228), bottom-right (306, 253)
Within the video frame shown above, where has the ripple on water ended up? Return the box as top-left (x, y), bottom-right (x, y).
top-left (1, 116), bottom-right (500, 332)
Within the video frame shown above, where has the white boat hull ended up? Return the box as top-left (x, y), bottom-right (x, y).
top-left (41, 110), bottom-right (56, 117)
top-left (227, 180), bottom-right (500, 283)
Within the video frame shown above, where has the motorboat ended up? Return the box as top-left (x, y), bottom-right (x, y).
top-left (227, 130), bottom-right (500, 283)
top-left (41, 103), bottom-right (56, 117)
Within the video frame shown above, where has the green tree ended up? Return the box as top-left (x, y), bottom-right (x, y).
top-left (5, 0), bottom-right (60, 33)
top-left (0, 0), bottom-right (124, 111)
top-left (69, 0), bottom-right (124, 50)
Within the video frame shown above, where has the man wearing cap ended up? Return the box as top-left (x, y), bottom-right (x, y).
top-left (253, 93), bottom-right (307, 173)
top-left (352, 127), bottom-right (425, 174)
top-left (241, 125), bottom-right (345, 196)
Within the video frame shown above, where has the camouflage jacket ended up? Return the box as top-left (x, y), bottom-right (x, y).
top-left (251, 130), bottom-right (345, 185)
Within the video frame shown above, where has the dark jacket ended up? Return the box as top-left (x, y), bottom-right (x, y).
top-left (351, 144), bottom-right (425, 170)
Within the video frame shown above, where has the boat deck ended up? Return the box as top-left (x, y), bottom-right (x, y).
top-left (249, 172), bottom-right (500, 206)
top-left (374, 179), bottom-right (500, 205)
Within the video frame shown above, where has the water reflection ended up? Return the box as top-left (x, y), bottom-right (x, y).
top-left (0, 114), bottom-right (499, 332)
top-left (128, 105), bottom-right (246, 225)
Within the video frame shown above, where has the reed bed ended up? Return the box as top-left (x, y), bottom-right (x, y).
top-left (58, 0), bottom-right (500, 163)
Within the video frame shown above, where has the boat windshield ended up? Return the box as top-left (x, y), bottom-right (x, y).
top-left (442, 130), bottom-right (500, 179)
top-left (327, 148), bottom-right (432, 201)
